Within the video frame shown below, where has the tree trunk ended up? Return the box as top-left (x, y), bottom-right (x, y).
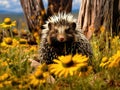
top-left (20, 0), bottom-right (47, 33)
top-left (77, 0), bottom-right (120, 39)
top-left (47, 0), bottom-right (72, 17)
top-left (20, 0), bottom-right (73, 34)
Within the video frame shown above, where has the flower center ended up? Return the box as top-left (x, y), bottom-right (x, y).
top-left (5, 38), bottom-right (13, 45)
top-left (36, 74), bottom-right (44, 79)
top-left (63, 60), bottom-right (74, 67)
top-left (4, 18), bottom-right (12, 25)
top-left (80, 66), bottom-right (88, 72)
top-left (34, 71), bottom-right (44, 79)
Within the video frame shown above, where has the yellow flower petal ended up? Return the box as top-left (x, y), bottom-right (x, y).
top-left (53, 59), bottom-right (61, 64)
top-left (64, 70), bottom-right (69, 77)
top-left (58, 69), bottom-right (66, 77)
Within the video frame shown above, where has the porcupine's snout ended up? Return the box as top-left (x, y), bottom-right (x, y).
top-left (58, 35), bottom-right (65, 42)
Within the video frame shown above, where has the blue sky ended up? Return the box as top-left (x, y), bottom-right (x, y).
top-left (0, 0), bottom-right (81, 13)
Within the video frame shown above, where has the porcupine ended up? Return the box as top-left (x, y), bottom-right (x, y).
top-left (39, 13), bottom-right (93, 64)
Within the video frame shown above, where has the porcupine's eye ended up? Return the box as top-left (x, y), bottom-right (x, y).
top-left (65, 28), bottom-right (70, 33)
top-left (54, 29), bottom-right (58, 33)
top-left (71, 22), bottom-right (76, 30)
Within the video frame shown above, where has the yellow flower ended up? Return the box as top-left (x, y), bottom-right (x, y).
top-left (12, 28), bottom-right (18, 35)
top-left (100, 26), bottom-right (105, 33)
top-left (36, 63), bottom-right (49, 74)
top-left (41, 10), bottom-right (46, 16)
top-left (72, 54), bottom-right (88, 63)
top-left (48, 54), bottom-right (88, 77)
top-left (11, 77), bottom-right (21, 86)
top-left (3, 81), bottom-right (12, 86)
top-left (88, 25), bottom-right (95, 32)
top-left (0, 73), bottom-right (10, 81)
top-left (33, 32), bottom-right (39, 38)
top-left (29, 71), bottom-right (49, 87)
top-left (1, 38), bottom-right (19, 47)
top-left (112, 36), bottom-right (119, 43)
top-left (101, 57), bottom-right (108, 63)
top-left (16, 77), bottom-right (29, 89)
top-left (20, 29), bottom-right (27, 36)
top-left (1, 61), bottom-right (8, 67)
top-left (108, 51), bottom-right (120, 68)
top-left (18, 84), bottom-right (29, 89)
top-left (19, 38), bottom-right (27, 44)
top-left (0, 17), bottom-right (16, 29)
top-left (12, 38), bottom-right (19, 46)
top-left (29, 46), bottom-right (37, 52)
top-left (111, 36), bottom-right (119, 43)
top-left (4, 37), bottom-right (13, 45)
top-left (4, 18), bottom-right (11, 24)
top-left (0, 41), bottom-right (7, 47)
top-left (29, 64), bottom-right (50, 87)
top-left (33, 32), bottom-right (40, 43)
top-left (78, 66), bottom-right (92, 77)
top-left (100, 51), bottom-right (120, 68)
top-left (100, 57), bottom-right (110, 68)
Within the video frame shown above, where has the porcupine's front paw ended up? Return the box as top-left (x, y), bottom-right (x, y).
top-left (28, 59), bottom-right (40, 69)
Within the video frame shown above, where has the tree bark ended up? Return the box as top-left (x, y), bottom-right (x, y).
top-left (77, 0), bottom-right (120, 39)
top-left (47, 0), bottom-right (72, 17)
top-left (20, 0), bottom-right (73, 34)
top-left (20, 0), bottom-right (47, 33)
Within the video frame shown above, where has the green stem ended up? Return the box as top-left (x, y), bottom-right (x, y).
top-left (9, 28), bottom-right (13, 38)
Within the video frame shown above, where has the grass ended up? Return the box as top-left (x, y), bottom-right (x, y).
top-left (0, 17), bottom-right (120, 90)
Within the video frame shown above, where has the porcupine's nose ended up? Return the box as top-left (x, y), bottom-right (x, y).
top-left (60, 37), bottom-right (64, 42)
top-left (58, 34), bottom-right (65, 42)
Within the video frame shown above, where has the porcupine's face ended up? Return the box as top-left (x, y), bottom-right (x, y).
top-left (47, 20), bottom-right (76, 45)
